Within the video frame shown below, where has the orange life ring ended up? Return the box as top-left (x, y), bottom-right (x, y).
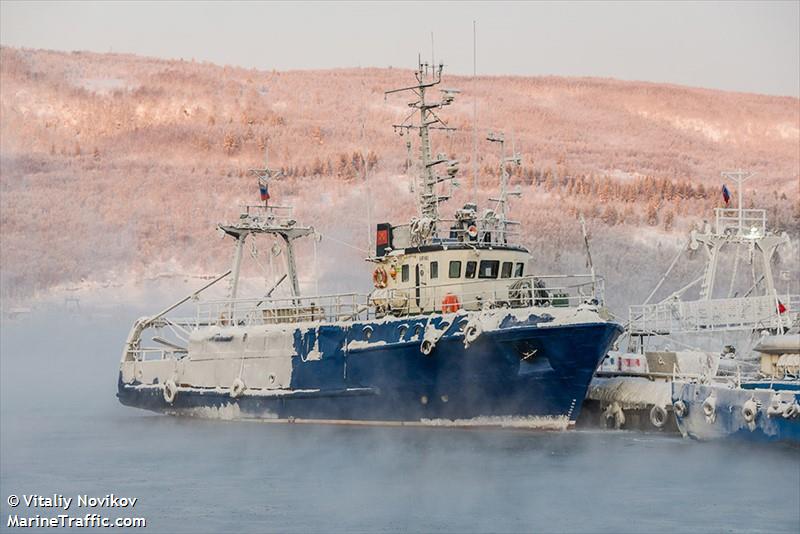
top-left (442, 293), bottom-right (461, 313)
top-left (373, 266), bottom-right (389, 288)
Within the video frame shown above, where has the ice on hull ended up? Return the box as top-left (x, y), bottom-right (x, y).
top-left (118, 319), bottom-right (621, 426)
top-left (672, 381), bottom-right (800, 444)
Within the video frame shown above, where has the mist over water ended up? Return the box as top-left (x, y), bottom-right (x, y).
top-left (1, 301), bottom-right (798, 533)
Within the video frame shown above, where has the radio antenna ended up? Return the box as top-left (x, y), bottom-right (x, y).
top-left (431, 32), bottom-right (435, 69)
top-left (472, 20), bottom-right (478, 204)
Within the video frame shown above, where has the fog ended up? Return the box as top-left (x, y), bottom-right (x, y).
top-left (1, 300), bottom-right (798, 533)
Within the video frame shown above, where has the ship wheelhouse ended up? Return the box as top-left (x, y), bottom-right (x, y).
top-left (369, 203), bottom-right (550, 316)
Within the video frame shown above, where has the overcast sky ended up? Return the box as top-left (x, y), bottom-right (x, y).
top-left (1, 1), bottom-right (798, 96)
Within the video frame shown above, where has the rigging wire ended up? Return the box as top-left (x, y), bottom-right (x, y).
top-left (315, 232), bottom-right (371, 255)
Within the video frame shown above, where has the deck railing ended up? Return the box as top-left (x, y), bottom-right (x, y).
top-left (629, 293), bottom-right (798, 335)
top-left (390, 218), bottom-right (522, 248)
top-left (197, 292), bottom-right (371, 327)
top-left (192, 273), bottom-right (604, 327)
top-left (714, 208), bottom-right (767, 237)
top-left (378, 274), bottom-right (602, 315)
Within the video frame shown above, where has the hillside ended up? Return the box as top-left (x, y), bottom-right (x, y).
top-left (0, 47), bottom-right (798, 310)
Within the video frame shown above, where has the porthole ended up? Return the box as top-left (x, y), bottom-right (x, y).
top-left (414, 324), bottom-right (424, 337)
top-left (363, 325), bottom-right (373, 340)
top-left (268, 374), bottom-right (276, 384)
top-left (398, 324), bottom-right (409, 337)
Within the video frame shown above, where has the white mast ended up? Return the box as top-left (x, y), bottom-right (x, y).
top-left (385, 59), bottom-right (459, 239)
top-left (721, 169), bottom-right (755, 236)
top-left (629, 170), bottom-right (794, 337)
top-left (486, 131), bottom-right (521, 241)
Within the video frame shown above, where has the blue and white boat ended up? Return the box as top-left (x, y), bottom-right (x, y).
top-left (582, 171), bottom-right (798, 433)
top-left (672, 333), bottom-right (800, 444)
top-left (117, 61), bottom-right (622, 429)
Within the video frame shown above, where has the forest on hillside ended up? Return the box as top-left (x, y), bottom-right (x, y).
top-left (0, 47), bottom-right (797, 305)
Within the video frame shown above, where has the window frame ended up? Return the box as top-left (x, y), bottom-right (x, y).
top-left (478, 260), bottom-right (500, 279)
top-left (465, 261), bottom-right (477, 279)
top-left (430, 261), bottom-right (439, 279)
top-left (401, 264), bottom-right (410, 282)
top-left (448, 260), bottom-right (462, 279)
top-left (514, 262), bottom-right (525, 277)
top-left (501, 261), bottom-right (513, 279)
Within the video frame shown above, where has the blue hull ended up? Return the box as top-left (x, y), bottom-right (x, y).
top-left (672, 382), bottom-right (800, 445)
top-left (119, 313), bottom-right (622, 425)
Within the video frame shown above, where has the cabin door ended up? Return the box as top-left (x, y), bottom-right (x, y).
top-left (415, 262), bottom-right (432, 312)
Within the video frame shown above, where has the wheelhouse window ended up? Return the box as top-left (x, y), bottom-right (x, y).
top-left (430, 261), bottom-right (439, 279)
top-left (465, 261), bottom-right (477, 279)
top-left (515, 263), bottom-right (524, 277)
top-left (478, 260), bottom-right (500, 279)
top-left (401, 264), bottom-right (409, 282)
top-left (501, 262), bottom-right (513, 279)
top-left (448, 260), bottom-right (462, 278)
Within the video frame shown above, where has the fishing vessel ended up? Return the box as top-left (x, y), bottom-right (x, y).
top-left (117, 61), bottom-right (622, 428)
top-left (672, 332), bottom-right (799, 444)
top-left (580, 171), bottom-right (798, 432)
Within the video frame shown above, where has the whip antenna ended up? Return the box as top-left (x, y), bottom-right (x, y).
top-left (472, 20), bottom-right (478, 203)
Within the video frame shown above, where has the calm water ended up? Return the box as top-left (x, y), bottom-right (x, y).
top-left (2, 308), bottom-right (798, 533)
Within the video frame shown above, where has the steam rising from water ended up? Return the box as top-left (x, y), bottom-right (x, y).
top-left (1, 301), bottom-right (798, 533)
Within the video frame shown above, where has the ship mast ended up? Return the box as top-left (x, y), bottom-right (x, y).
top-left (218, 149), bottom-right (313, 307)
top-left (385, 59), bottom-right (459, 241)
top-left (629, 169), bottom-right (793, 339)
top-left (486, 131), bottom-right (521, 241)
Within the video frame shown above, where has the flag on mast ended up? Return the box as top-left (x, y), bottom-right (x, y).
top-left (721, 184), bottom-right (731, 206)
top-left (259, 180), bottom-right (270, 202)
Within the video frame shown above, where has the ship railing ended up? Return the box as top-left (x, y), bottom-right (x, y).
top-left (242, 203), bottom-right (295, 219)
top-left (714, 208), bottom-right (767, 237)
top-left (787, 294), bottom-right (800, 317)
top-left (128, 347), bottom-right (183, 362)
top-left (190, 274), bottom-right (602, 327)
top-left (196, 292), bottom-right (372, 327)
top-left (224, 204), bottom-right (300, 230)
top-left (629, 293), bottom-right (799, 335)
top-left (375, 274), bottom-right (604, 315)
top-left (390, 218), bottom-right (522, 248)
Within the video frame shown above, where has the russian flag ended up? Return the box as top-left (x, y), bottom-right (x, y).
top-left (722, 184), bottom-right (731, 206)
top-left (259, 182), bottom-right (270, 202)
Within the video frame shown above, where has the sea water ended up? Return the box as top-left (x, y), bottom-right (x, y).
top-left (1, 307), bottom-right (798, 533)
